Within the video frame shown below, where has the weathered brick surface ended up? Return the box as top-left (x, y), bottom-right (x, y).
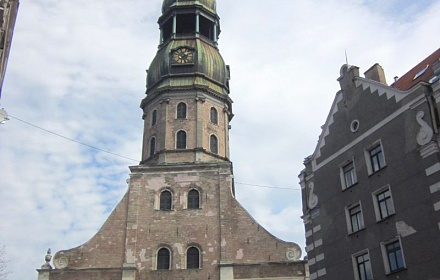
top-left (51, 193), bottom-right (128, 270)
top-left (49, 269), bottom-right (122, 280)
top-left (48, 162), bottom-right (304, 280)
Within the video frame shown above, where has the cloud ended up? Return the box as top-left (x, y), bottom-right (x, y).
top-left (0, 0), bottom-right (439, 279)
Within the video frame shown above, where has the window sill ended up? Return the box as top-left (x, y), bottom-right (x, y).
top-left (386, 267), bottom-right (407, 275)
top-left (348, 227), bottom-right (366, 236)
top-left (368, 166), bottom-right (387, 177)
top-left (342, 182), bottom-right (359, 192)
top-left (376, 213), bottom-right (395, 224)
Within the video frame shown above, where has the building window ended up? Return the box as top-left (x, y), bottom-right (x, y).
top-left (160, 190), bottom-right (172, 210)
top-left (346, 203), bottom-right (364, 234)
top-left (366, 143), bottom-right (386, 174)
top-left (210, 135), bottom-right (218, 154)
top-left (373, 187), bottom-right (395, 221)
top-left (177, 102), bottom-right (187, 119)
top-left (381, 239), bottom-right (406, 274)
top-left (151, 110), bottom-right (157, 127)
top-left (157, 248), bottom-right (171, 270)
top-left (150, 137), bottom-right (156, 156)
top-left (186, 247), bottom-right (200, 269)
top-left (341, 160), bottom-right (357, 189)
top-left (176, 130), bottom-right (187, 149)
top-left (353, 251), bottom-right (373, 280)
top-left (187, 189), bottom-right (200, 209)
top-left (210, 107), bottom-right (218, 125)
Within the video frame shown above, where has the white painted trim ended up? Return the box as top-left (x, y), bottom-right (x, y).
top-left (429, 182), bottom-right (440, 194)
top-left (314, 239), bottom-right (323, 248)
top-left (308, 258), bottom-right (316, 266)
top-left (312, 94), bottom-right (425, 172)
top-left (313, 225), bottom-right (321, 233)
top-left (316, 253), bottom-right (324, 263)
top-left (317, 268), bottom-right (327, 277)
top-left (305, 230), bottom-right (313, 238)
top-left (434, 201), bottom-right (440, 211)
top-left (310, 272), bottom-right (317, 280)
top-left (426, 163), bottom-right (440, 176)
top-left (306, 244), bottom-right (315, 252)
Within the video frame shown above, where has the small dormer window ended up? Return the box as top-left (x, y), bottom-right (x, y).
top-left (413, 65), bottom-right (429, 80)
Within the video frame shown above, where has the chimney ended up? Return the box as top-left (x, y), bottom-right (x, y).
top-left (364, 63), bottom-right (387, 85)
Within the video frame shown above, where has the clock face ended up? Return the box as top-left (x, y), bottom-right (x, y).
top-left (173, 48), bottom-right (194, 64)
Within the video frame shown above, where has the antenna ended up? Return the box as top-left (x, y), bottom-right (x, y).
top-left (345, 50), bottom-right (349, 65)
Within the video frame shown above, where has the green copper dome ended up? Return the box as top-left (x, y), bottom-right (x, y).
top-left (146, 39), bottom-right (229, 95)
top-left (162, 0), bottom-right (217, 13)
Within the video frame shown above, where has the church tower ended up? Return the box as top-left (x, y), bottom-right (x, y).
top-left (38, 1), bottom-right (306, 279)
top-left (140, 0), bottom-right (232, 166)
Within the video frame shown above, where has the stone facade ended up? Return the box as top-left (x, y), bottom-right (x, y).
top-left (37, 0), bottom-right (307, 279)
top-left (300, 48), bottom-right (440, 280)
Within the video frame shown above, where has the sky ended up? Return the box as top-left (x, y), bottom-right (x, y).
top-left (0, 0), bottom-right (439, 279)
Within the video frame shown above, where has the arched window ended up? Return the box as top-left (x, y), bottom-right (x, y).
top-left (176, 130), bottom-right (187, 149)
top-left (177, 102), bottom-right (187, 119)
top-left (187, 189), bottom-right (200, 209)
top-left (149, 137), bottom-right (156, 156)
top-left (210, 135), bottom-right (218, 154)
top-left (210, 107), bottom-right (218, 125)
top-left (151, 110), bottom-right (157, 127)
top-left (186, 247), bottom-right (200, 269)
top-left (160, 190), bottom-right (172, 210)
top-left (157, 248), bottom-right (171, 270)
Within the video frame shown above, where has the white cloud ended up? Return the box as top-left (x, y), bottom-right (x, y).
top-left (0, 0), bottom-right (439, 279)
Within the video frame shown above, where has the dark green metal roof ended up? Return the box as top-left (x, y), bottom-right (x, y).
top-left (146, 38), bottom-right (229, 95)
top-left (162, 0), bottom-right (217, 13)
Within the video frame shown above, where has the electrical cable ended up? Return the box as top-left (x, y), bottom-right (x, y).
top-left (8, 114), bottom-right (139, 163)
top-left (7, 114), bottom-right (301, 191)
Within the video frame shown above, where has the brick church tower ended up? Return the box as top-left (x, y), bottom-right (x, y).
top-left (37, 1), bottom-right (306, 279)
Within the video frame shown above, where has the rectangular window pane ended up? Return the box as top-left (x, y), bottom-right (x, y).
top-left (370, 145), bottom-right (385, 172)
top-left (356, 253), bottom-right (373, 280)
top-left (386, 241), bottom-right (405, 272)
top-left (377, 189), bottom-right (394, 219)
top-left (350, 205), bottom-right (364, 232)
top-left (343, 161), bottom-right (356, 187)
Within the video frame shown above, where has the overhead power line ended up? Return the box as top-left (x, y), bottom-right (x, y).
top-left (7, 114), bottom-right (301, 191)
top-left (8, 114), bottom-right (139, 163)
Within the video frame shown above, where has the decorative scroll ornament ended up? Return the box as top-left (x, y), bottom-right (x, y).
top-left (53, 256), bottom-right (69, 269)
top-left (286, 247), bottom-right (301, 261)
top-left (307, 182), bottom-right (319, 209)
top-left (416, 111), bottom-right (434, 146)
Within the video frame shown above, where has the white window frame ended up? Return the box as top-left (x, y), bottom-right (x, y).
top-left (364, 140), bottom-right (386, 175)
top-left (340, 159), bottom-right (357, 190)
top-left (345, 202), bottom-right (365, 234)
top-left (352, 249), bottom-right (374, 280)
top-left (372, 185), bottom-right (395, 222)
top-left (380, 237), bottom-right (406, 275)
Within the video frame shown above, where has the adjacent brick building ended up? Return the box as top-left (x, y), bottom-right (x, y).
top-left (37, 1), bottom-right (307, 279)
top-left (300, 48), bottom-right (440, 279)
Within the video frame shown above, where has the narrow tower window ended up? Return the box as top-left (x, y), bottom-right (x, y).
top-left (150, 137), bottom-right (156, 157)
top-left (200, 16), bottom-right (214, 40)
top-left (210, 107), bottom-right (218, 125)
top-left (157, 248), bottom-right (171, 270)
top-left (176, 130), bottom-right (187, 149)
top-left (160, 190), bottom-right (172, 210)
top-left (210, 135), bottom-right (218, 154)
top-left (151, 110), bottom-right (157, 127)
top-left (187, 189), bottom-right (200, 209)
top-left (186, 247), bottom-right (200, 269)
top-left (177, 102), bottom-right (187, 119)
